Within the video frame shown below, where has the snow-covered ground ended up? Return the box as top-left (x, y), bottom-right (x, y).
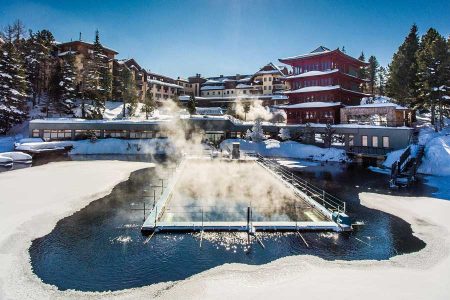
top-left (220, 139), bottom-right (348, 162)
top-left (383, 122), bottom-right (450, 176)
top-left (1, 162), bottom-right (450, 299)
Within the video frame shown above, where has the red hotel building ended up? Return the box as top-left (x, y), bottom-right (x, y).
top-left (278, 46), bottom-right (370, 124)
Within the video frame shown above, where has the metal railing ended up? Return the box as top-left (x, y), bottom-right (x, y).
top-left (255, 154), bottom-right (346, 214)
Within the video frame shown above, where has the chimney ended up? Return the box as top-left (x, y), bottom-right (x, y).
top-left (79, 32), bottom-right (82, 41)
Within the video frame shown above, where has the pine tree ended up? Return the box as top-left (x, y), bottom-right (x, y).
top-left (278, 127), bottom-right (291, 141)
top-left (82, 30), bottom-right (110, 118)
top-left (249, 118), bottom-right (265, 142)
top-left (187, 94), bottom-right (196, 115)
top-left (416, 28), bottom-right (449, 130)
top-left (0, 42), bottom-right (28, 133)
top-left (141, 91), bottom-right (155, 119)
top-left (48, 62), bottom-right (63, 116)
top-left (386, 24), bottom-right (420, 106)
top-left (377, 66), bottom-right (387, 96)
top-left (59, 51), bottom-right (77, 112)
top-left (367, 55), bottom-right (379, 95)
top-left (358, 52), bottom-right (368, 92)
top-left (120, 67), bottom-right (137, 117)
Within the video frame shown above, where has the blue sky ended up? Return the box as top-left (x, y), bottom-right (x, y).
top-left (2, 0), bottom-right (450, 78)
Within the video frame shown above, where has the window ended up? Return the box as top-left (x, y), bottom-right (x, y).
top-left (104, 130), bottom-right (127, 138)
top-left (32, 129), bottom-right (40, 137)
top-left (43, 129), bottom-right (72, 140)
top-left (264, 77), bottom-right (267, 82)
top-left (362, 135), bottom-right (368, 146)
top-left (348, 134), bottom-right (354, 146)
top-left (383, 136), bottom-right (390, 148)
top-left (130, 131), bottom-right (154, 139)
top-left (269, 77), bottom-right (272, 81)
top-left (372, 136), bottom-right (379, 147)
top-left (243, 90), bottom-right (247, 94)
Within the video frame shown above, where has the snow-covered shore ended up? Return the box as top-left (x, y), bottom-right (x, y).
top-left (220, 139), bottom-right (348, 162)
top-left (0, 161), bottom-right (449, 299)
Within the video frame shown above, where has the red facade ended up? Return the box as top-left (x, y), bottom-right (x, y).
top-left (279, 47), bottom-right (370, 124)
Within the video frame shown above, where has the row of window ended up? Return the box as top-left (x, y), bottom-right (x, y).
top-left (34, 129), bottom-right (167, 140)
top-left (361, 135), bottom-right (390, 148)
top-left (293, 61), bottom-right (333, 74)
top-left (294, 78), bottom-right (333, 89)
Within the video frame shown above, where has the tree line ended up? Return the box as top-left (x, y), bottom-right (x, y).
top-left (386, 24), bottom-right (449, 130)
top-left (0, 20), bottom-right (155, 134)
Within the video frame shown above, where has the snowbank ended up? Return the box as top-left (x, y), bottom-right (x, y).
top-left (69, 138), bottom-right (176, 155)
top-left (0, 152), bottom-right (32, 162)
top-left (220, 139), bottom-right (348, 162)
top-left (419, 135), bottom-right (450, 176)
top-left (0, 160), bottom-right (151, 299)
top-left (1, 162), bottom-right (450, 299)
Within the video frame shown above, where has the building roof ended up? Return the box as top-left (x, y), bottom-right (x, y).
top-left (57, 40), bottom-right (118, 55)
top-left (276, 102), bottom-right (341, 109)
top-left (253, 62), bottom-right (285, 76)
top-left (279, 46), bottom-right (367, 66)
top-left (284, 85), bottom-right (341, 94)
top-left (147, 79), bottom-right (183, 89)
top-left (285, 69), bottom-right (339, 79)
top-left (343, 103), bottom-right (409, 110)
top-left (284, 85), bottom-right (371, 97)
top-left (200, 85), bottom-right (225, 91)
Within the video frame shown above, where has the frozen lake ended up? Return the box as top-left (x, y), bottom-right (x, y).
top-left (28, 156), bottom-right (439, 292)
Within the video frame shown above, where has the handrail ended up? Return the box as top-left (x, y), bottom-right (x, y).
top-left (255, 154), bottom-right (346, 214)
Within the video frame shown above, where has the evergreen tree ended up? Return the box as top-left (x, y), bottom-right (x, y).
top-left (23, 30), bottom-right (55, 106)
top-left (367, 55), bottom-right (380, 95)
top-left (416, 28), bottom-right (449, 129)
top-left (358, 52), bottom-right (367, 78)
top-left (248, 118), bottom-right (265, 142)
top-left (0, 42), bottom-right (28, 133)
top-left (48, 62), bottom-right (63, 116)
top-left (59, 51), bottom-right (77, 110)
top-left (120, 67), bottom-right (138, 117)
top-left (141, 91), bottom-right (155, 119)
top-left (358, 52), bottom-right (368, 92)
top-left (386, 24), bottom-right (420, 106)
top-left (377, 66), bottom-right (387, 96)
top-left (187, 94), bottom-right (196, 115)
top-left (82, 30), bottom-right (110, 118)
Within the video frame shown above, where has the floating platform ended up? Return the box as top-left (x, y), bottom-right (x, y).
top-left (141, 156), bottom-right (351, 234)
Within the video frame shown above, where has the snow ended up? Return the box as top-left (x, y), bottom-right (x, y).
top-left (1, 163), bottom-right (450, 298)
top-left (200, 85), bottom-right (225, 91)
top-left (419, 135), bottom-right (450, 176)
top-left (347, 102), bottom-right (408, 110)
top-left (147, 79), bottom-right (183, 89)
top-left (0, 155), bottom-right (13, 165)
top-left (15, 141), bottom-right (73, 152)
top-left (220, 139), bottom-right (348, 162)
top-left (0, 152), bottom-right (32, 162)
top-left (286, 69), bottom-right (339, 79)
top-left (284, 85), bottom-right (340, 94)
top-left (277, 101), bottom-right (341, 109)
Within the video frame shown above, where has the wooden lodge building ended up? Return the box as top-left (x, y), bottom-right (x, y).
top-left (278, 46), bottom-right (370, 125)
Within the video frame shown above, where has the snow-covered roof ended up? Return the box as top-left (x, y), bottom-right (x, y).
top-left (58, 50), bottom-right (77, 57)
top-left (147, 79), bottom-right (183, 89)
top-left (201, 85), bottom-right (225, 91)
top-left (279, 46), bottom-right (332, 61)
top-left (236, 83), bottom-right (253, 89)
top-left (276, 102), bottom-right (341, 109)
top-left (344, 103), bottom-right (409, 110)
top-left (284, 85), bottom-right (341, 94)
top-left (286, 69), bottom-right (339, 79)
